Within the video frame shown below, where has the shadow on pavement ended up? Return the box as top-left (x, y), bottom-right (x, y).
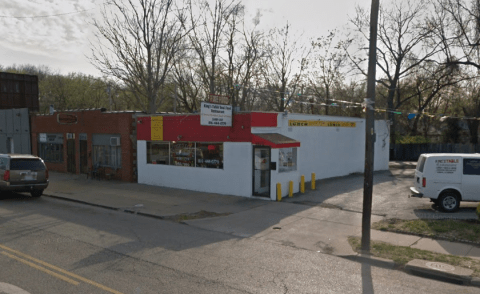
top-left (362, 262), bottom-right (374, 294)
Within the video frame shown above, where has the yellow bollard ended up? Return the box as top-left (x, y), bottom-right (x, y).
top-left (289, 181), bottom-right (293, 197)
top-left (277, 183), bottom-right (282, 201)
top-left (311, 173), bottom-right (316, 190)
top-left (301, 175), bottom-right (305, 193)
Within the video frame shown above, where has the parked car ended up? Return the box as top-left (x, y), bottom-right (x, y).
top-left (0, 154), bottom-right (49, 197)
top-left (410, 153), bottom-right (480, 212)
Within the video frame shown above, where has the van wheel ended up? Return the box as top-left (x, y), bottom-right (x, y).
top-left (438, 192), bottom-right (460, 212)
top-left (31, 190), bottom-right (43, 198)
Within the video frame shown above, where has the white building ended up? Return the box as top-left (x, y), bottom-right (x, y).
top-left (136, 111), bottom-right (390, 200)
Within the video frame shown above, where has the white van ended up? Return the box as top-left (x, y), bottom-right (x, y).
top-left (410, 153), bottom-right (480, 212)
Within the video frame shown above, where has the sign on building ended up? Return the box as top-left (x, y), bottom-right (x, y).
top-left (200, 102), bottom-right (232, 127)
top-left (288, 120), bottom-right (356, 128)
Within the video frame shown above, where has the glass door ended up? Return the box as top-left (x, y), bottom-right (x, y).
top-left (253, 146), bottom-right (271, 197)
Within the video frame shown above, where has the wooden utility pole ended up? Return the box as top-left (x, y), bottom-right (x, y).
top-left (361, 0), bottom-right (380, 253)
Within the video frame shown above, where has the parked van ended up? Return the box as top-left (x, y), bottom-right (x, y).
top-left (0, 154), bottom-right (49, 197)
top-left (410, 153), bottom-right (480, 212)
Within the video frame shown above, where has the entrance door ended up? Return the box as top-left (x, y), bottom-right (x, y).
top-left (253, 146), bottom-right (271, 197)
top-left (67, 139), bottom-right (76, 173)
top-left (79, 139), bottom-right (88, 174)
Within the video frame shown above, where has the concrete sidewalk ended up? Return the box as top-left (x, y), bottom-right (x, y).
top-left (39, 171), bottom-right (480, 285)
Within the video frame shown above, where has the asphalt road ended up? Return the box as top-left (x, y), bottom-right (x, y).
top-left (285, 169), bottom-right (479, 220)
top-left (0, 193), bottom-right (478, 293)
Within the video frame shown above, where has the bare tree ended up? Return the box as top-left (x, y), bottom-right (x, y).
top-left (407, 62), bottom-right (470, 136)
top-left (260, 23), bottom-right (310, 112)
top-left (429, 0), bottom-right (480, 69)
top-left (90, 0), bottom-right (189, 114)
top-left (346, 0), bottom-right (440, 144)
top-left (222, 8), bottom-right (266, 111)
top-left (171, 49), bottom-right (202, 112)
top-left (309, 30), bottom-right (347, 115)
top-left (187, 0), bottom-right (241, 98)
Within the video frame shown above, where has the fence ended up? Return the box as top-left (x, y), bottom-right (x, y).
top-left (390, 143), bottom-right (480, 161)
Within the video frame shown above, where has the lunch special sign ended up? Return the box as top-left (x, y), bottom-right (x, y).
top-left (288, 120), bottom-right (356, 128)
top-left (435, 159), bottom-right (459, 174)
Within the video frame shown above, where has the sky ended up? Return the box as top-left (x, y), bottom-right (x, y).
top-left (0, 0), bottom-right (371, 77)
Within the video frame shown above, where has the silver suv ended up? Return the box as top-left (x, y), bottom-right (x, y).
top-left (0, 154), bottom-right (49, 197)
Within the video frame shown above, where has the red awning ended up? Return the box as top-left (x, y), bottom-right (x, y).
top-left (251, 133), bottom-right (300, 148)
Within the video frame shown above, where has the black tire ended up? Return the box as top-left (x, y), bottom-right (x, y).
top-left (31, 190), bottom-right (43, 198)
top-left (438, 191), bottom-right (460, 212)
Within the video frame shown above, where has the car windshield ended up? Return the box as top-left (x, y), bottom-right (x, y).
top-left (10, 159), bottom-right (46, 171)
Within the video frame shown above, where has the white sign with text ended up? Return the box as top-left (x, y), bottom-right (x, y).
top-left (200, 102), bottom-right (232, 127)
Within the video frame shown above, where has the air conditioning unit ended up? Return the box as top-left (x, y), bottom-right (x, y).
top-left (110, 137), bottom-right (120, 146)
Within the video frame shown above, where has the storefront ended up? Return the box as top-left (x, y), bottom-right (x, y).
top-left (136, 111), bottom-right (390, 200)
top-left (31, 109), bottom-right (139, 182)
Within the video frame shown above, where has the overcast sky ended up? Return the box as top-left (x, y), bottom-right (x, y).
top-left (0, 0), bottom-right (371, 77)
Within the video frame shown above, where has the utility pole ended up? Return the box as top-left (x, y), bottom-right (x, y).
top-left (361, 0), bottom-right (380, 253)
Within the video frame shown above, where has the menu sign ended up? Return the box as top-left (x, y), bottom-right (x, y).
top-left (200, 102), bottom-right (232, 126)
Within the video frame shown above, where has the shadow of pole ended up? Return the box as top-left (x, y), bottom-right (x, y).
top-left (361, 256), bottom-right (374, 294)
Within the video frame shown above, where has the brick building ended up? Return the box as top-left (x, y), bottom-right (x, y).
top-left (30, 109), bottom-right (139, 182)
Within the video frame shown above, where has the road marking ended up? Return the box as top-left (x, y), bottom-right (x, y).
top-left (0, 244), bottom-right (124, 294)
top-left (1, 251), bottom-right (79, 286)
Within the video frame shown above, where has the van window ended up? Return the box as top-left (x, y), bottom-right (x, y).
top-left (417, 156), bottom-right (426, 172)
top-left (463, 158), bottom-right (480, 175)
top-left (10, 159), bottom-right (46, 171)
top-left (0, 158), bottom-right (7, 169)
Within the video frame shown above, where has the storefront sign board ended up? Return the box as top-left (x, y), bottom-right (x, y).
top-left (201, 102), bottom-right (232, 126)
top-left (288, 120), bottom-right (356, 128)
top-left (151, 116), bottom-right (163, 140)
top-left (39, 133), bottom-right (47, 143)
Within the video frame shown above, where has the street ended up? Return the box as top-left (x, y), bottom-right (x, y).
top-left (0, 192), bottom-right (478, 293)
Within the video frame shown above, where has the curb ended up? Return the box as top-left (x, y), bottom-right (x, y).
top-left (404, 260), bottom-right (472, 285)
top-left (44, 194), bottom-right (166, 221)
top-left (471, 277), bottom-right (480, 287)
top-left (341, 253), bottom-right (480, 287)
top-left (44, 194), bottom-right (120, 211)
top-left (340, 254), bottom-right (396, 270)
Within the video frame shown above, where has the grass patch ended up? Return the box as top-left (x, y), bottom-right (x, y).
top-left (348, 236), bottom-right (480, 277)
top-left (372, 219), bottom-right (480, 243)
top-left (162, 210), bottom-right (231, 222)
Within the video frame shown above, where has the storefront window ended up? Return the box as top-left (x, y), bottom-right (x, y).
top-left (92, 134), bottom-right (122, 168)
top-left (171, 142), bottom-right (196, 167)
top-left (146, 141), bottom-right (223, 169)
top-left (279, 148), bottom-right (297, 172)
top-left (38, 143), bottom-right (63, 162)
top-left (196, 143), bottom-right (223, 169)
top-left (38, 133), bottom-right (64, 163)
top-left (147, 142), bottom-right (170, 164)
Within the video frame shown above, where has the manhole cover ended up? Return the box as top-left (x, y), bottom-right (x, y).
top-left (425, 262), bottom-right (455, 272)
